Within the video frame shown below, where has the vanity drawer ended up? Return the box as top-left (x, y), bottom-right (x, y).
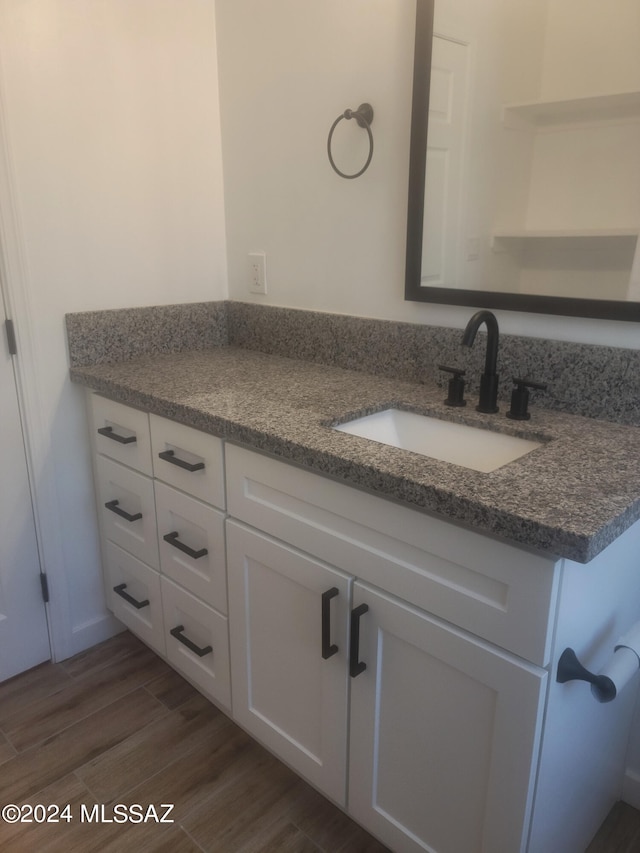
top-left (95, 455), bottom-right (159, 569)
top-left (89, 393), bottom-right (152, 475)
top-left (150, 414), bottom-right (225, 509)
top-left (161, 576), bottom-right (231, 709)
top-left (155, 481), bottom-right (227, 612)
top-left (104, 541), bottom-right (165, 656)
top-left (225, 444), bottom-right (559, 666)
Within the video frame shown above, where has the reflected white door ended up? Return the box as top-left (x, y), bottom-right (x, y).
top-left (0, 299), bottom-right (50, 681)
top-left (422, 35), bottom-right (470, 287)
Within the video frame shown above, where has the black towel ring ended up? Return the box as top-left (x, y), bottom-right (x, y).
top-left (327, 103), bottom-right (374, 179)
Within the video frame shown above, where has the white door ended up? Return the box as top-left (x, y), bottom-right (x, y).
top-left (0, 301), bottom-right (50, 681)
top-left (422, 35), bottom-right (470, 287)
top-left (227, 520), bottom-right (352, 806)
top-left (348, 582), bottom-right (547, 853)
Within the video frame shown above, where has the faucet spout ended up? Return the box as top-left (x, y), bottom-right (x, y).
top-left (461, 310), bottom-right (500, 413)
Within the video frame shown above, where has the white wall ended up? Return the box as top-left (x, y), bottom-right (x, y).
top-left (216, 0), bottom-right (416, 322)
top-left (540, 0), bottom-right (640, 100)
top-left (0, 0), bottom-right (227, 658)
top-left (216, 0), bottom-right (640, 349)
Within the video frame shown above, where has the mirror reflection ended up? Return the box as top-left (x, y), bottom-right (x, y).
top-left (405, 0), bottom-right (640, 320)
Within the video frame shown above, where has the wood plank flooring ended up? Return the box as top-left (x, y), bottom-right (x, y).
top-left (0, 630), bottom-right (637, 852)
top-left (0, 632), bottom-right (387, 852)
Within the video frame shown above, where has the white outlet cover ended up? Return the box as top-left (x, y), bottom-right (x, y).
top-left (248, 252), bottom-right (267, 294)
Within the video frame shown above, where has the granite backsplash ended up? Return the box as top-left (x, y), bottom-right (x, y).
top-left (65, 301), bottom-right (640, 427)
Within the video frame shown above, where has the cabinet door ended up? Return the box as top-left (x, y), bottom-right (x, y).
top-left (348, 582), bottom-right (547, 853)
top-left (227, 520), bottom-right (352, 806)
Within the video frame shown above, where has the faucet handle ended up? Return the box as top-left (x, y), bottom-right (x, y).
top-left (506, 377), bottom-right (548, 421)
top-left (438, 364), bottom-right (467, 408)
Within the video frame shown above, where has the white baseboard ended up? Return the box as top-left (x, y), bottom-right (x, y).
top-left (622, 769), bottom-right (640, 810)
top-left (57, 612), bottom-right (125, 662)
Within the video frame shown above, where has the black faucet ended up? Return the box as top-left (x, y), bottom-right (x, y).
top-left (461, 310), bottom-right (500, 413)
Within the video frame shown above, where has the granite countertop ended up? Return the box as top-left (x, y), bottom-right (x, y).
top-left (70, 346), bottom-right (640, 564)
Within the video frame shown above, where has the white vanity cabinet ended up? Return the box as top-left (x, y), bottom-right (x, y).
top-left (88, 393), bottom-right (231, 709)
top-left (225, 443), bottom-right (640, 853)
top-left (87, 395), bottom-right (640, 853)
top-left (225, 444), bottom-right (554, 852)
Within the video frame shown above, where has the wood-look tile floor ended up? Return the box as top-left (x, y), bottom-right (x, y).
top-left (0, 632), bottom-right (388, 852)
top-left (0, 631), bottom-right (637, 853)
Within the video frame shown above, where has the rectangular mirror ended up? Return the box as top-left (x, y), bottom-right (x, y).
top-left (405, 0), bottom-right (640, 321)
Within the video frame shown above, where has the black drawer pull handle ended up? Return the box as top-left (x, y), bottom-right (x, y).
top-left (158, 449), bottom-right (205, 473)
top-left (97, 426), bottom-right (137, 445)
top-left (322, 587), bottom-right (339, 659)
top-left (113, 583), bottom-right (149, 610)
top-left (105, 499), bottom-right (142, 523)
top-left (163, 531), bottom-right (208, 560)
top-left (350, 603), bottom-right (369, 678)
top-left (170, 625), bottom-right (212, 657)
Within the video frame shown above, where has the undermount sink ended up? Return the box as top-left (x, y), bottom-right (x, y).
top-left (333, 408), bottom-right (543, 473)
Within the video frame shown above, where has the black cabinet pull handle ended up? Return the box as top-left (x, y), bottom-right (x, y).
top-left (113, 583), bottom-right (149, 610)
top-left (350, 603), bottom-right (369, 677)
top-left (97, 426), bottom-right (137, 445)
top-left (169, 625), bottom-right (212, 657)
top-left (163, 531), bottom-right (208, 560)
top-left (322, 587), bottom-right (339, 659)
top-left (105, 499), bottom-right (142, 523)
top-left (158, 449), bottom-right (205, 473)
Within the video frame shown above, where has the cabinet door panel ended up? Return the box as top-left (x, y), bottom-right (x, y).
top-left (227, 520), bottom-right (351, 806)
top-left (161, 576), bottom-right (231, 710)
top-left (89, 393), bottom-right (152, 475)
top-left (104, 541), bottom-right (165, 656)
top-left (348, 582), bottom-right (547, 853)
top-left (95, 455), bottom-right (158, 569)
top-left (150, 414), bottom-right (225, 509)
top-left (155, 481), bottom-right (227, 612)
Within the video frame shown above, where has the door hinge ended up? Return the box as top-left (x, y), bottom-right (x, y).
top-left (4, 319), bottom-right (17, 356)
top-left (40, 573), bottom-right (50, 603)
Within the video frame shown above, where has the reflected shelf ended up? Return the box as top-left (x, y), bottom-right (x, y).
top-left (491, 228), bottom-right (640, 251)
top-left (502, 90), bottom-right (640, 127)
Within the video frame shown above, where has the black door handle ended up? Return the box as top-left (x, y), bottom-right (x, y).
top-left (158, 449), bottom-right (205, 473)
top-left (350, 603), bottom-right (369, 677)
top-left (163, 531), bottom-right (208, 560)
top-left (322, 587), bottom-right (339, 659)
top-left (105, 499), bottom-right (142, 523)
top-left (113, 583), bottom-right (149, 610)
top-left (97, 426), bottom-right (136, 444)
top-left (169, 625), bottom-right (212, 657)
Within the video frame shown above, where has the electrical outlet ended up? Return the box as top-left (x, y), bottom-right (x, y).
top-left (466, 237), bottom-right (480, 261)
top-left (248, 252), bottom-right (267, 294)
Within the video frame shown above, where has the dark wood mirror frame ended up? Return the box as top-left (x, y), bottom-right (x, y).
top-left (404, 0), bottom-right (640, 322)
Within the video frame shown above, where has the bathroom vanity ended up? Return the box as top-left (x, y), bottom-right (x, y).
top-left (72, 342), bottom-right (640, 853)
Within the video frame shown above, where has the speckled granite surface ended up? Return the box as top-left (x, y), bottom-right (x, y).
top-left (66, 301), bottom-right (640, 425)
top-left (65, 302), bottom-right (227, 366)
top-left (227, 303), bottom-right (640, 426)
top-left (69, 346), bottom-right (640, 564)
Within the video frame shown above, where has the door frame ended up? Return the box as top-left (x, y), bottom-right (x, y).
top-left (0, 62), bottom-right (70, 663)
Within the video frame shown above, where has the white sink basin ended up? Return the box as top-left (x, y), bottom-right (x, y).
top-left (333, 408), bottom-right (543, 473)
